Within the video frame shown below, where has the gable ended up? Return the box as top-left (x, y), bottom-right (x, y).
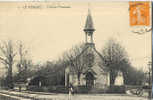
top-left (66, 43), bottom-right (109, 76)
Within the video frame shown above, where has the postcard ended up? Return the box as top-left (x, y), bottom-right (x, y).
top-left (0, 1), bottom-right (151, 100)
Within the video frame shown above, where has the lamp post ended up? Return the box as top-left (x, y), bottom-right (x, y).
top-left (147, 61), bottom-right (152, 99)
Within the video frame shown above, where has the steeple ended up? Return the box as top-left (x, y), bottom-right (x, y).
top-left (84, 7), bottom-right (95, 44)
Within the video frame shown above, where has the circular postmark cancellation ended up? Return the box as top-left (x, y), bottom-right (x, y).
top-left (130, 26), bottom-right (152, 35)
top-left (129, 2), bottom-right (151, 35)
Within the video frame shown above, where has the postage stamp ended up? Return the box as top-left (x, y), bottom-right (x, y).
top-left (129, 2), bottom-right (150, 26)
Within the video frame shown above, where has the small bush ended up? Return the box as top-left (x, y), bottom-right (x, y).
top-left (74, 86), bottom-right (91, 94)
top-left (27, 85), bottom-right (68, 93)
top-left (106, 85), bottom-right (125, 93)
top-left (27, 86), bottom-right (48, 92)
top-left (48, 85), bottom-right (68, 93)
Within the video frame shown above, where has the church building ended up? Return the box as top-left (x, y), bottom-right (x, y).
top-left (65, 9), bottom-right (110, 89)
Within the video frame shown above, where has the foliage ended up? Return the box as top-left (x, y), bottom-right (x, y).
top-left (27, 86), bottom-right (48, 92)
top-left (100, 38), bottom-right (129, 85)
top-left (0, 40), bottom-right (16, 89)
top-left (48, 85), bottom-right (68, 93)
top-left (106, 85), bottom-right (125, 93)
top-left (0, 76), bottom-right (9, 89)
top-left (15, 42), bottom-right (32, 83)
top-left (28, 60), bottom-right (66, 86)
top-left (74, 86), bottom-right (92, 94)
top-left (100, 38), bottom-right (146, 86)
top-left (63, 43), bottom-right (88, 85)
top-left (0, 40), bottom-right (35, 89)
top-left (27, 85), bottom-right (68, 93)
top-left (123, 66), bottom-right (146, 85)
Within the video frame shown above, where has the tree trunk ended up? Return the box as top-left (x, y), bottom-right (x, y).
top-left (77, 73), bottom-right (81, 86)
top-left (109, 69), bottom-right (116, 86)
top-left (7, 64), bottom-right (13, 89)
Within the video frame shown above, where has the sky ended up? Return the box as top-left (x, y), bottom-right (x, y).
top-left (0, 2), bottom-right (151, 75)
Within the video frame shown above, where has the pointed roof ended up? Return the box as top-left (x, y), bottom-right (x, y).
top-left (83, 68), bottom-right (97, 75)
top-left (84, 9), bottom-right (95, 31)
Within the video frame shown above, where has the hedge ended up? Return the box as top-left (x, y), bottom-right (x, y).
top-left (27, 85), bottom-right (126, 94)
top-left (106, 85), bottom-right (126, 93)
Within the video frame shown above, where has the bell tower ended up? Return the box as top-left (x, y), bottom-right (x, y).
top-left (83, 8), bottom-right (95, 44)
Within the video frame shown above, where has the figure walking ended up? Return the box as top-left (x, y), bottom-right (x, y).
top-left (68, 83), bottom-right (74, 100)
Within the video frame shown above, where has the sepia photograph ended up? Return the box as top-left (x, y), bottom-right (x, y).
top-left (0, 1), bottom-right (152, 100)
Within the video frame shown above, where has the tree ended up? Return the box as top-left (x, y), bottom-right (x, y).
top-left (15, 42), bottom-right (32, 83)
top-left (123, 65), bottom-right (146, 85)
top-left (100, 38), bottom-right (129, 86)
top-left (63, 43), bottom-right (87, 85)
top-left (0, 40), bottom-right (16, 89)
top-left (28, 60), bottom-right (66, 86)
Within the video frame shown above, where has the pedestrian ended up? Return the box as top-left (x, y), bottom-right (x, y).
top-left (71, 85), bottom-right (74, 95)
top-left (68, 83), bottom-right (72, 100)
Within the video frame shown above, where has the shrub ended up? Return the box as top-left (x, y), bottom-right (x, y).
top-left (27, 85), bottom-right (126, 94)
top-left (27, 85), bottom-right (48, 92)
top-left (27, 85), bottom-right (68, 93)
top-left (74, 86), bottom-right (91, 94)
top-left (48, 85), bottom-right (68, 93)
top-left (106, 85), bottom-right (125, 93)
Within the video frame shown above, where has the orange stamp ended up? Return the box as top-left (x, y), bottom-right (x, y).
top-left (129, 2), bottom-right (150, 26)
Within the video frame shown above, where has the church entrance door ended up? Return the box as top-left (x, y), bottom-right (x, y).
top-left (86, 72), bottom-right (94, 88)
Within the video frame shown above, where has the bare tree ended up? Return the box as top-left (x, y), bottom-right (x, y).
top-left (16, 41), bottom-right (32, 83)
top-left (17, 42), bottom-right (28, 73)
top-left (0, 40), bottom-right (16, 88)
top-left (100, 38), bottom-right (129, 86)
top-left (63, 43), bottom-right (87, 85)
